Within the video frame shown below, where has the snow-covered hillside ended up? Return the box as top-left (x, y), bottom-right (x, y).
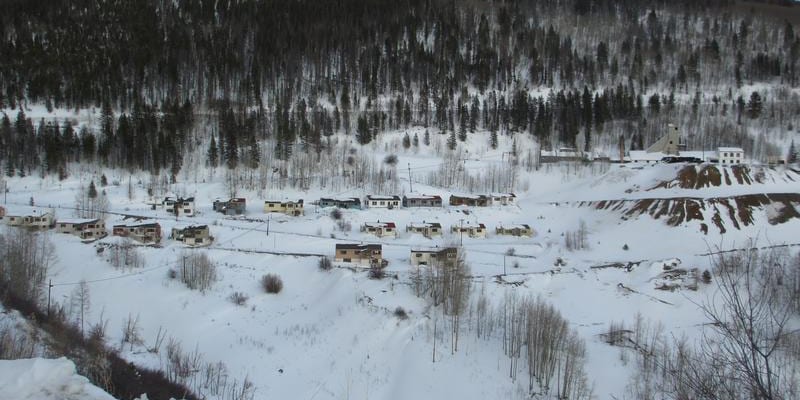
top-left (1, 129), bottom-right (798, 399)
top-left (0, 358), bottom-right (116, 400)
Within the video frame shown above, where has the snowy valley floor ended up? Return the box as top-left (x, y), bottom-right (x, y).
top-left (2, 157), bottom-right (799, 399)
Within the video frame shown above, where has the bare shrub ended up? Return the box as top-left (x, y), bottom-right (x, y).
top-left (229, 291), bottom-right (249, 306)
top-left (121, 314), bottom-right (143, 351)
top-left (0, 319), bottom-right (39, 359)
top-left (383, 154), bottom-right (398, 165)
top-left (178, 251), bottom-right (217, 292)
top-left (318, 257), bottom-right (333, 271)
top-left (336, 219), bottom-right (352, 232)
top-left (393, 307), bottom-right (408, 320)
top-left (564, 220), bottom-right (589, 251)
top-left (622, 247), bottom-right (800, 400)
top-left (603, 320), bottom-right (628, 346)
top-left (109, 237), bottom-right (144, 270)
top-left (164, 338), bottom-right (202, 384)
top-left (701, 269), bottom-right (711, 284)
top-left (330, 209), bottom-right (342, 220)
top-left (261, 274), bottom-right (283, 294)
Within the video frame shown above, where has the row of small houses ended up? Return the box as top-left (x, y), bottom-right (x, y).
top-left (109, 221), bottom-right (213, 246)
top-left (146, 192), bottom-right (516, 219)
top-left (0, 206), bottom-right (502, 271)
top-left (0, 205), bottom-right (211, 246)
top-left (363, 221), bottom-right (534, 238)
top-left (318, 193), bottom-right (516, 210)
top-left (334, 244), bottom-right (459, 268)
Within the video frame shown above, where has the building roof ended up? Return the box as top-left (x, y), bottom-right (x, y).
top-left (498, 224), bottom-right (531, 230)
top-left (366, 195), bottom-right (401, 200)
top-left (490, 192), bottom-right (516, 198)
top-left (403, 193), bottom-right (442, 200)
top-left (265, 199), bottom-right (303, 204)
top-left (320, 197), bottom-right (361, 203)
top-left (114, 220), bottom-right (160, 228)
top-left (454, 222), bottom-right (486, 229)
top-left (336, 243), bottom-right (382, 250)
top-left (718, 147), bottom-right (744, 152)
top-left (408, 222), bottom-right (442, 228)
top-left (628, 150), bottom-right (669, 161)
top-left (56, 218), bottom-right (99, 225)
top-left (451, 193), bottom-right (488, 200)
top-left (411, 247), bottom-right (458, 254)
top-left (2, 206), bottom-right (54, 216)
top-left (364, 222), bottom-right (396, 228)
top-left (175, 224), bottom-right (208, 231)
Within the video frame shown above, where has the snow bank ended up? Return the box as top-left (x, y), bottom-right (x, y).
top-left (0, 358), bottom-right (116, 400)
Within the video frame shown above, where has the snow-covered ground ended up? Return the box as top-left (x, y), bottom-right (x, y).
top-left (0, 358), bottom-right (116, 400)
top-left (1, 125), bottom-right (798, 399)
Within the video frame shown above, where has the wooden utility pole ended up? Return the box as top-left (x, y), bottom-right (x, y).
top-left (408, 163), bottom-right (413, 192)
top-left (459, 219), bottom-right (464, 247)
top-left (432, 318), bottom-right (437, 363)
top-left (47, 279), bottom-right (53, 317)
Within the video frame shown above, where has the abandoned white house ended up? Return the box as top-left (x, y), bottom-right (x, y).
top-left (170, 225), bottom-right (213, 246)
top-left (364, 195), bottom-right (401, 209)
top-left (360, 221), bottom-right (398, 238)
top-left (495, 224), bottom-right (534, 237)
top-left (402, 194), bottom-right (443, 207)
top-left (56, 218), bottom-right (107, 239)
top-left (264, 199), bottom-right (304, 216)
top-left (410, 247), bottom-right (458, 267)
top-left (450, 222), bottom-right (487, 238)
top-left (406, 221), bottom-right (443, 238)
top-left (112, 220), bottom-right (162, 244)
top-left (334, 244), bottom-right (385, 267)
top-left (165, 197), bottom-right (196, 217)
top-left (717, 147), bottom-right (745, 165)
top-left (213, 198), bottom-right (247, 215)
top-left (1, 206), bottom-right (55, 230)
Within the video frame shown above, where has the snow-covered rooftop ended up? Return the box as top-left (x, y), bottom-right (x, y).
top-left (56, 218), bottom-right (99, 225)
top-left (114, 219), bottom-right (160, 227)
top-left (366, 195), bottom-right (401, 200)
top-left (2, 206), bottom-right (54, 216)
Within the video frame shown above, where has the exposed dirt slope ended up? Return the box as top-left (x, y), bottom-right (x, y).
top-left (648, 165), bottom-right (799, 190)
top-left (579, 193), bottom-right (800, 234)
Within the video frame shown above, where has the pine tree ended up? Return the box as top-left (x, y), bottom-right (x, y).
top-left (248, 139), bottom-right (260, 169)
top-left (423, 129), bottom-right (430, 146)
top-left (402, 132), bottom-right (411, 149)
top-left (207, 135), bottom-right (219, 167)
top-left (490, 129), bottom-right (498, 149)
top-left (447, 130), bottom-right (457, 150)
top-left (788, 140), bottom-right (798, 164)
top-left (747, 91), bottom-right (763, 119)
top-left (412, 133), bottom-right (419, 147)
top-left (88, 180), bottom-right (98, 199)
top-left (356, 115), bottom-right (371, 145)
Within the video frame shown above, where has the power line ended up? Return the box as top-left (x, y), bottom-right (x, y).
top-left (50, 260), bottom-right (175, 287)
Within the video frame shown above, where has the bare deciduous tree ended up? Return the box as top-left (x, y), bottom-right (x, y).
top-left (0, 227), bottom-right (55, 304)
top-left (178, 251), bottom-right (217, 293)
